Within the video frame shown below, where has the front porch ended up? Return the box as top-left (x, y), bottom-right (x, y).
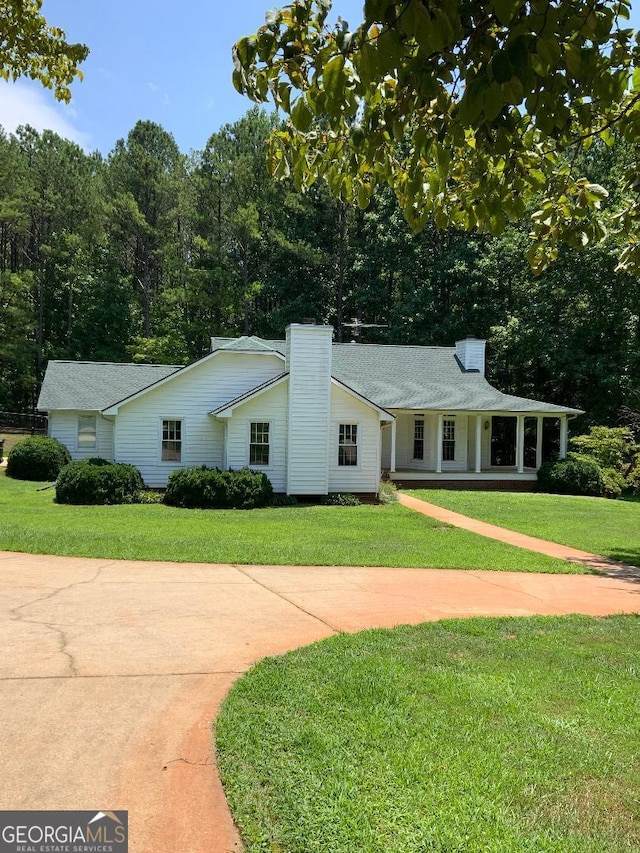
top-left (387, 467), bottom-right (539, 491)
top-left (382, 411), bottom-right (570, 486)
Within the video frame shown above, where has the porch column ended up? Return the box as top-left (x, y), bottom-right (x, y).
top-left (516, 414), bottom-right (525, 474)
top-left (475, 414), bottom-right (482, 473)
top-left (390, 418), bottom-right (397, 473)
top-left (560, 416), bottom-right (568, 459)
top-left (436, 414), bottom-right (443, 473)
top-left (536, 415), bottom-right (543, 469)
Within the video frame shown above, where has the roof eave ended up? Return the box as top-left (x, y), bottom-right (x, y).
top-left (211, 373), bottom-right (289, 417)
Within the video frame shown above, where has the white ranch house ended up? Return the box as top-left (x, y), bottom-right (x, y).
top-left (37, 324), bottom-right (581, 493)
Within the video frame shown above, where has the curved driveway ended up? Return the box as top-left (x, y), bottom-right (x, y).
top-left (1, 549), bottom-right (638, 852)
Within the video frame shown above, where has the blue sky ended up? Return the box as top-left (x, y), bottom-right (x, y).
top-left (1, 0), bottom-right (638, 155)
top-left (0, 0), bottom-right (364, 154)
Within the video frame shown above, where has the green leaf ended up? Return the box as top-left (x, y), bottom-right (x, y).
top-left (584, 183), bottom-right (609, 200)
top-left (322, 54), bottom-right (345, 97)
top-left (377, 27), bottom-right (405, 74)
top-left (491, 51), bottom-right (513, 84)
top-left (291, 98), bottom-right (313, 132)
top-left (565, 45), bottom-right (582, 78)
top-left (493, 0), bottom-right (518, 26)
top-left (483, 82), bottom-right (504, 122)
top-left (358, 42), bottom-right (379, 86)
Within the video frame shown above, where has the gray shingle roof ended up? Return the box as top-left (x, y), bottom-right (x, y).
top-left (38, 341), bottom-right (582, 415)
top-left (330, 343), bottom-right (581, 413)
top-left (37, 361), bottom-right (181, 411)
top-left (211, 338), bottom-right (582, 414)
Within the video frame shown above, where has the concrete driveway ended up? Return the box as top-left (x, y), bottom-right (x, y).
top-left (1, 550), bottom-right (638, 852)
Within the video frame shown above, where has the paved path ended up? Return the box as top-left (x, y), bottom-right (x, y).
top-left (397, 492), bottom-right (640, 577)
top-left (1, 550), bottom-right (639, 852)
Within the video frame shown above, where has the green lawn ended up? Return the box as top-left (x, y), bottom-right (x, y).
top-left (406, 489), bottom-right (640, 567)
top-left (0, 471), bottom-right (575, 571)
top-left (216, 614), bottom-right (640, 853)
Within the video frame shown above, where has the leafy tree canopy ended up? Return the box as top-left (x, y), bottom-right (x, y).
top-left (233, 0), bottom-right (640, 270)
top-left (0, 0), bottom-right (88, 101)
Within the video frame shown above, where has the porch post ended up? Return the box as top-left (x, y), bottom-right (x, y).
top-left (390, 418), bottom-right (397, 473)
top-left (560, 416), bottom-right (568, 459)
top-left (475, 414), bottom-right (482, 473)
top-left (516, 414), bottom-right (525, 474)
top-left (536, 415), bottom-right (543, 469)
top-left (436, 413), bottom-right (443, 473)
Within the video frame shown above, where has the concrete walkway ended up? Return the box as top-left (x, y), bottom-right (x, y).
top-left (397, 492), bottom-right (640, 577)
top-left (1, 550), bottom-right (639, 852)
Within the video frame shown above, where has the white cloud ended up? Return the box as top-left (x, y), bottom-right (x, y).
top-left (0, 81), bottom-right (91, 148)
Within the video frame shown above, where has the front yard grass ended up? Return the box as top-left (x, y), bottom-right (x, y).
top-left (216, 614), bottom-right (640, 853)
top-left (0, 471), bottom-right (574, 571)
top-left (407, 489), bottom-right (640, 567)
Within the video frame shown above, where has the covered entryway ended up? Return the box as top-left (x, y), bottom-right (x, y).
top-left (384, 410), bottom-right (570, 485)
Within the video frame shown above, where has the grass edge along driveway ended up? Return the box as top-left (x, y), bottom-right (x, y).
top-left (0, 471), bottom-right (581, 572)
top-left (406, 488), bottom-right (640, 568)
top-left (216, 613), bottom-right (640, 853)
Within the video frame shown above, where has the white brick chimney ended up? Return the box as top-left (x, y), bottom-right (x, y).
top-left (285, 323), bottom-right (333, 494)
top-left (455, 336), bottom-right (486, 374)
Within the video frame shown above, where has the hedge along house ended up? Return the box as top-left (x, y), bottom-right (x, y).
top-left (37, 324), bottom-right (582, 493)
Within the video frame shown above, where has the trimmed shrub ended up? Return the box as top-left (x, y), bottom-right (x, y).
top-left (224, 466), bottom-right (274, 509)
top-left (56, 459), bottom-right (144, 505)
top-left (164, 466), bottom-right (273, 509)
top-left (6, 436), bottom-right (71, 481)
top-left (537, 456), bottom-right (605, 497)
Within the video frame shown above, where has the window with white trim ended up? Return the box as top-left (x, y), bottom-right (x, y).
top-left (338, 424), bottom-right (358, 466)
top-left (78, 415), bottom-right (97, 450)
top-left (162, 419), bottom-right (182, 461)
top-left (413, 418), bottom-right (424, 460)
top-left (250, 422), bottom-right (270, 466)
top-left (442, 418), bottom-right (455, 461)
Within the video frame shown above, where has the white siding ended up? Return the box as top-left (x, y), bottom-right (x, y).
top-left (393, 413), bottom-right (438, 470)
top-left (328, 385), bottom-right (381, 493)
top-left (48, 411), bottom-right (114, 461)
top-left (225, 382), bottom-right (288, 493)
top-left (286, 325), bottom-right (332, 495)
top-left (113, 352), bottom-right (283, 487)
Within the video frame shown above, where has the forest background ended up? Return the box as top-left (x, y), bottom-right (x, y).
top-left (1, 107), bottom-right (638, 430)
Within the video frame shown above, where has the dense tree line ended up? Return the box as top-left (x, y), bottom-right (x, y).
top-left (0, 107), bottom-right (638, 428)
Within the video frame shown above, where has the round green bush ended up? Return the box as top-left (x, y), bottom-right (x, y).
top-left (6, 436), bottom-right (71, 481)
top-left (164, 466), bottom-right (273, 509)
top-left (536, 456), bottom-right (605, 497)
top-left (56, 458), bottom-right (144, 505)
